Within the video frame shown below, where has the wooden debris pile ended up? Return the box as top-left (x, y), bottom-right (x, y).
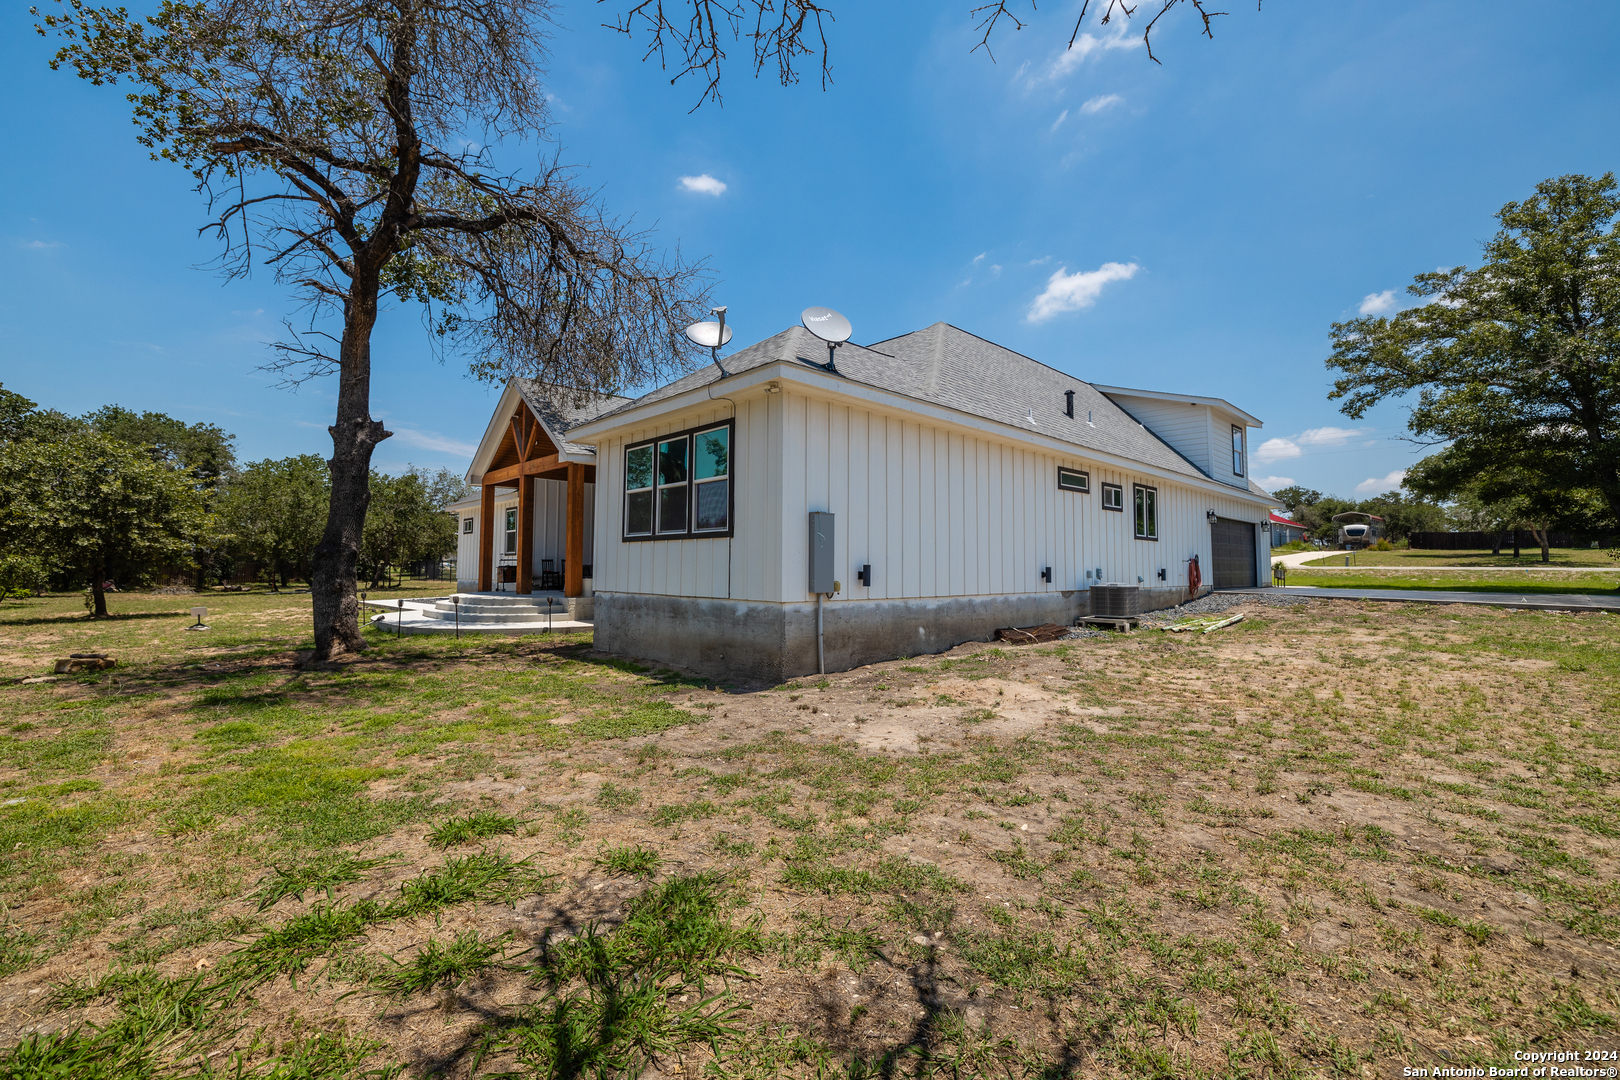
top-left (995, 623), bottom-right (1070, 645)
top-left (54, 652), bottom-right (116, 673)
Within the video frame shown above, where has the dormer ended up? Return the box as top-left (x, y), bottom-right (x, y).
top-left (1090, 385), bottom-right (1262, 490)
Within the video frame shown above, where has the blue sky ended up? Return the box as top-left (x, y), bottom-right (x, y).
top-left (3, 1), bottom-right (1617, 500)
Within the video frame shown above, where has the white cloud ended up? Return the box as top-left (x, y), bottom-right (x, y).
top-left (1356, 469), bottom-right (1407, 495)
top-left (972, 252), bottom-right (987, 265)
top-left (678, 174), bottom-right (727, 196)
top-left (1080, 94), bottom-right (1122, 115)
top-left (1255, 475), bottom-right (1296, 491)
top-left (1026, 261), bottom-right (1138, 322)
top-left (990, 264), bottom-right (1002, 275)
top-left (1049, 109), bottom-right (1069, 132)
top-left (27, 240), bottom-right (61, 249)
top-left (1358, 289), bottom-right (1397, 315)
top-left (1253, 426), bottom-right (1367, 463)
top-left (391, 427), bottom-right (479, 458)
top-left (1045, 26), bottom-right (1140, 80)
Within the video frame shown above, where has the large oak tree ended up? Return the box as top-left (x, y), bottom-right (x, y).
top-left (1328, 173), bottom-right (1620, 535)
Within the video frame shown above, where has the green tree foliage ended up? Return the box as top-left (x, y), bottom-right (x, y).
top-left (216, 457), bottom-right (331, 590)
top-left (1328, 173), bottom-right (1620, 530)
top-left (1268, 486), bottom-right (1322, 515)
top-left (0, 553), bottom-right (49, 604)
top-left (82, 405), bottom-right (236, 492)
top-left (0, 432), bottom-right (207, 616)
top-left (360, 470), bottom-right (458, 588)
top-left (0, 385), bottom-right (36, 442)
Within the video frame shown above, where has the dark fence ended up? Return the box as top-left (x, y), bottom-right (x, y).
top-left (1408, 531), bottom-right (1586, 550)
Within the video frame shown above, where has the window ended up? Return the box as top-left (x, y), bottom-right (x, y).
top-left (1100, 483), bottom-right (1124, 511)
top-left (624, 445), bottom-right (654, 536)
top-left (1134, 485), bottom-right (1158, 540)
top-left (1232, 425), bottom-right (1245, 477)
top-left (1057, 467), bottom-right (1089, 493)
top-left (623, 421), bottom-right (734, 540)
top-left (503, 508), bottom-right (517, 554)
top-left (462, 517), bottom-right (474, 535)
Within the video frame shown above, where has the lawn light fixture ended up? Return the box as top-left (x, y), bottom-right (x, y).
top-left (1206, 510), bottom-right (1218, 524)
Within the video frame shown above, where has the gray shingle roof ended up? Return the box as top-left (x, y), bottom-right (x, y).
top-left (511, 380), bottom-right (633, 457)
top-left (594, 322), bottom-right (1253, 488)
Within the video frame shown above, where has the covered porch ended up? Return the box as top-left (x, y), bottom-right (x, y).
top-left (461, 380), bottom-right (625, 600)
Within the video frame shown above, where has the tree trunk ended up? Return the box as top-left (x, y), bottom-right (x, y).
top-left (1531, 524), bottom-right (1550, 562)
top-left (1491, 531), bottom-right (1503, 556)
top-left (89, 557), bottom-right (108, 618)
top-left (309, 278), bottom-right (390, 662)
top-left (1512, 529), bottom-right (1520, 558)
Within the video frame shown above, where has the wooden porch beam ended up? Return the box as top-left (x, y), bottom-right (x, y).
top-left (477, 482), bottom-right (495, 592)
top-left (516, 474), bottom-right (534, 595)
top-left (480, 453), bottom-right (562, 484)
top-left (565, 462), bottom-right (584, 598)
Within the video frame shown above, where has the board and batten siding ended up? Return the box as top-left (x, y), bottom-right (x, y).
top-left (589, 386), bottom-right (1265, 606)
top-left (1107, 396), bottom-right (1217, 477)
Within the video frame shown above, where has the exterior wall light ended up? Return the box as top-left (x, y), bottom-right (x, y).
top-left (1206, 510), bottom-right (1218, 524)
top-left (765, 382), bottom-right (782, 394)
top-left (1260, 519), bottom-right (1271, 533)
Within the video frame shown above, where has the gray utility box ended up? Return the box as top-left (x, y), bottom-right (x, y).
top-left (808, 512), bottom-right (835, 595)
top-left (1092, 584), bottom-right (1141, 619)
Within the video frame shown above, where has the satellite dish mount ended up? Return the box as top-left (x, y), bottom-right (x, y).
top-left (800, 306), bottom-right (852, 372)
top-left (683, 306), bottom-right (734, 374)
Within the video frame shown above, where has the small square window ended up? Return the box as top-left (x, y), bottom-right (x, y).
top-left (462, 517), bottom-right (474, 535)
top-left (1058, 467), bottom-right (1089, 493)
top-left (1100, 483), bottom-right (1124, 511)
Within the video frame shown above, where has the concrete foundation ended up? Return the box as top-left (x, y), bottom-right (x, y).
top-left (592, 585), bottom-right (1203, 683)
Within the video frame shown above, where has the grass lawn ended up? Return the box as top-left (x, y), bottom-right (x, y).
top-left (0, 588), bottom-right (1617, 1077)
top-left (1281, 571), bottom-right (1620, 597)
top-left (1299, 548), bottom-right (1617, 569)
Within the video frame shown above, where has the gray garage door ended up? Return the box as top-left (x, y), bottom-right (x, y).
top-left (1212, 518), bottom-right (1256, 589)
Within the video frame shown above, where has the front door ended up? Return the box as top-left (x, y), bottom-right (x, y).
top-left (1211, 518), bottom-right (1256, 589)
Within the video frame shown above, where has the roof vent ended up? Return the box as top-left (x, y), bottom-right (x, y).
top-left (1065, 390), bottom-right (1074, 418)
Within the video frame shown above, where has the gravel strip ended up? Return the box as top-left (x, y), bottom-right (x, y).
top-left (1063, 590), bottom-right (1318, 639)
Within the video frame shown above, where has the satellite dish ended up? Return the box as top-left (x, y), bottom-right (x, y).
top-left (685, 306), bottom-right (731, 374)
top-left (800, 306), bottom-right (852, 344)
top-left (683, 321), bottom-right (733, 348)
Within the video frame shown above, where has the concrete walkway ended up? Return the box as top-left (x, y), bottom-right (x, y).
top-left (1221, 585), bottom-right (1620, 612)
top-left (363, 593), bottom-right (591, 636)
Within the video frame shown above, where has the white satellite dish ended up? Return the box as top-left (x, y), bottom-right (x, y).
top-left (684, 306), bottom-right (731, 373)
top-left (801, 306), bottom-right (852, 369)
top-left (801, 306), bottom-right (852, 344)
top-left (683, 320), bottom-right (733, 349)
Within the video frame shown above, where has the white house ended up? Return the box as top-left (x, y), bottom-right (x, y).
top-left (460, 321), bottom-right (1274, 680)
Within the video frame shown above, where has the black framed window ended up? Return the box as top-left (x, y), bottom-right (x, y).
top-left (1058, 467), bottom-right (1089, 493)
top-left (623, 421), bottom-right (734, 541)
top-left (1231, 425), bottom-right (1245, 477)
top-left (503, 508), bottom-right (518, 554)
top-left (462, 517), bottom-right (474, 535)
top-left (1134, 485), bottom-right (1158, 540)
top-left (1101, 482), bottom-right (1124, 511)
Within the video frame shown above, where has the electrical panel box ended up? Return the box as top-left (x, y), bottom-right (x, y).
top-left (808, 512), bottom-right (835, 595)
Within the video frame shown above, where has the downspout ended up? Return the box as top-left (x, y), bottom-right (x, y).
top-left (817, 593), bottom-right (825, 675)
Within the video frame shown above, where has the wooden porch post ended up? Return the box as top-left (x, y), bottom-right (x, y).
top-left (516, 475), bottom-right (534, 595)
top-left (477, 482), bottom-right (495, 592)
top-left (565, 463), bottom-right (584, 598)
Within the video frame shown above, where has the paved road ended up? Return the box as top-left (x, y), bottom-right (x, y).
top-left (1221, 585), bottom-right (1620, 612)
